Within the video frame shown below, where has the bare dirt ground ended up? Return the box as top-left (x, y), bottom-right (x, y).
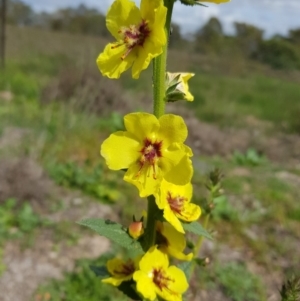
top-left (169, 104), bottom-right (300, 165)
top-left (0, 157), bottom-right (114, 301)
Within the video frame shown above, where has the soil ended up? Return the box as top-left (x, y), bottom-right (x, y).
top-left (169, 104), bottom-right (300, 165)
top-left (0, 155), bottom-right (115, 301)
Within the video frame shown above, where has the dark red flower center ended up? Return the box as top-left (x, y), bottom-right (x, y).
top-left (137, 138), bottom-right (163, 179)
top-left (112, 20), bottom-right (151, 60)
top-left (153, 268), bottom-right (172, 291)
top-left (113, 260), bottom-right (135, 277)
top-left (167, 192), bottom-right (186, 214)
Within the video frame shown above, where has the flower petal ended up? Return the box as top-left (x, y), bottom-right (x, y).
top-left (134, 271), bottom-right (156, 300)
top-left (180, 203), bottom-right (201, 222)
top-left (160, 222), bottom-right (192, 260)
top-left (148, 3), bottom-right (167, 45)
top-left (101, 131), bottom-right (140, 170)
top-left (106, 0), bottom-right (141, 39)
top-left (140, 0), bottom-right (164, 23)
top-left (167, 245), bottom-right (193, 261)
top-left (131, 39), bottom-right (160, 79)
top-left (124, 163), bottom-right (162, 197)
top-left (124, 112), bottom-right (160, 141)
top-left (164, 154), bottom-right (193, 185)
top-left (158, 114), bottom-right (188, 146)
top-left (102, 276), bottom-right (125, 286)
top-left (167, 266), bottom-right (189, 294)
top-left (97, 43), bottom-right (136, 79)
top-left (163, 206), bottom-right (185, 233)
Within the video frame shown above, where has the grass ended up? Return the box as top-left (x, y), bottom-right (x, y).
top-left (5, 25), bottom-right (300, 133)
top-left (0, 198), bottom-right (48, 246)
top-left (188, 72), bottom-right (300, 132)
top-left (197, 261), bottom-right (267, 301)
top-left (46, 160), bottom-right (121, 203)
top-left (215, 262), bottom-right (266, 301)
top-left (33, 255), bottom-right (128, 301)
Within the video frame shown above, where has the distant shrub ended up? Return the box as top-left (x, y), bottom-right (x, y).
top-left (234, 22), bottom-right (264, 57)
top-left (41, 67), bottom-right (131, 116)
top-left (258, 39), bottom-right (300, 69)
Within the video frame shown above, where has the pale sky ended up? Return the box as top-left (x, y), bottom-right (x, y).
top-left (22, 0), bottom-right (300, 37)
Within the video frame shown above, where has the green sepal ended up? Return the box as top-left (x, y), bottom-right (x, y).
top-left (186, 240), bottom-right (195, 250)
top-left (166, 73), bottom-right (181, 89)
top-left (118, 280), bottom-right (142, 301)
top-left (182, 221), bottom-right (213, 240)
top-left (194, 257), bottom-right (208, 267)
top-left (78, 218), bottom-right (143, 253)
top-left (90, 265), bottom-right (109, 279)
top-left (166, 82), bottom-right (180, 95)
top-left (166, 91), bottom-right (187, 102)
top-left (179, 0), bottom-right (207, 6)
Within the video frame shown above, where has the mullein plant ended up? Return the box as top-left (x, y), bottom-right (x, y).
top-left (79, 0), bottom-right (229, 300)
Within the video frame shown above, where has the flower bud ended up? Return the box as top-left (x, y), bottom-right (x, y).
top-left (165, 72), bottom-right (194, 102)
top-left (128, 221), bottom-right (144, 239)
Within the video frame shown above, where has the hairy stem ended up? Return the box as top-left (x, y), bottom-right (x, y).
top-left (188, 214), bottom-right (210, 278)
top-left (152, 0), bottom-right (174, 118)
top-left (144, 195), bottom-right (158, 250)
top-left (146, 0), bottom-right (175, 252)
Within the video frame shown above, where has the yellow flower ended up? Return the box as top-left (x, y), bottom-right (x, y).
top-left (156, 221), bottom-right (193, 261)
top-left (133, 246), bottom-right (188, 301)
top-left (155, 179), bottom-right (201, 233)
top-left (101, 112), bottom-right (193, 197)
top-left (102, 257), bottom-right (140, 286)
top-left (166, 72), bottom-right (194, 102)
top-left (97, 0), bottom-right (167, 79)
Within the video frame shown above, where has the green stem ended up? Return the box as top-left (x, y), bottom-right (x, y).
top-left (144, 195), bottom-right (157, 250)
top-left (145, 0), bottom-right (175, 252)
top-left (194, 214), bottom-right (210, 256)
top-left (152, 0), bottom-right (174, 118)
top-left (189, 214), bottom-right (210, 277)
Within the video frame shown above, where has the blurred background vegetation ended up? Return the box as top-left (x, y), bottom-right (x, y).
top-left (0, 1), bottom-right (300, 301)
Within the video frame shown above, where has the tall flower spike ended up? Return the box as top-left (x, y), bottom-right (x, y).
top-left (97, 0), bottom-right (167, 79)
top-left (100, 112), bottom-right (193, 197)
top-left (133, 246), bottom-right (189, 301)
top-left (155, 178), bottom-right (201, 233)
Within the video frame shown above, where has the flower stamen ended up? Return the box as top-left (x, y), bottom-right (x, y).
top-left (167, 192), bottom-right (186, 215)
top-left (114, 20), bottom-right (151, 60)
top-left (136, 138), bottom-right (162, 179)
top-left (153, 268), bottom-right (174, 291)
top-left (113, 260), bottom-right (135, 276)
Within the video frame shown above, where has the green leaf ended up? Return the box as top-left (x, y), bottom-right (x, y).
top-left (178, 260), bottom-right (193, 279)
top-left (78, 218), bottom-right (143, 253)
top-left (90, 265), bottom-right (109, 279)
top-left (182, 221), bottom-right (213, 240)
top-left (118, 281), bottom-right (142, 301)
